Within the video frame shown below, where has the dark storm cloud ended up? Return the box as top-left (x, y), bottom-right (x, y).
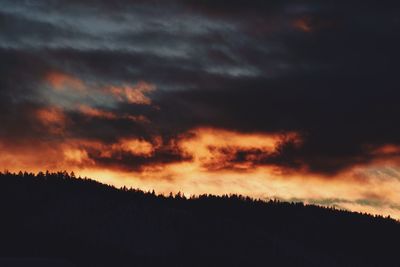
top-left (1, 0), bottom-right (400, 174)
top-left (91, 146), bottom-right (191, 172)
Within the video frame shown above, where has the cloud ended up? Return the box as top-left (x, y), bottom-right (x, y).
top-left (2, 0), bottom-right (400, 218)
top-left (1, 1), bottom-right (400, 177)
top-left (108, 81), bottom-right (155, 105)
top-left (35, 106), bottom-right (67, 135)
top-left (292, 17), bottom-right (313, 32)
top-left (63, 146), bottom-right (94, 165)
top-left (45, 71), bottom-right (85, 91)
top-left (77, 105), bottom-right (150, 123)
top-left (78, 105), bottom-right (118, 120)
top-left (177, 128), bottom-right (302, 171)
top-left (113, 138), bottom-right (159, 157)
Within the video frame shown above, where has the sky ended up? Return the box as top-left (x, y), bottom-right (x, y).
top-left (1, 0), bottom-right (400, 218)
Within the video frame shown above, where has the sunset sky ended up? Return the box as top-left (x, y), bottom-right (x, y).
top-left (1, 0), bottom-right (400, 218)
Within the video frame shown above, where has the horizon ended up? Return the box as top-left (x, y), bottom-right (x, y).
top-left (3, 169), bottom-right (400, 220)
top-left (2, 169), bottom-right (399, 266)
top-left (3, 170), bottom-right (398, 222)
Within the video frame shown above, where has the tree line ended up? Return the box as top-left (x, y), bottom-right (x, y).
top-left (0, 171), bottom-right (399, 267)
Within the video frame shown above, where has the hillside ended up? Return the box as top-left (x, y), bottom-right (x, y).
top-left (0, 171), bottom-right (398, 267)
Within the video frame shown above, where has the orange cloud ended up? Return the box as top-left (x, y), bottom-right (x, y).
top-left (1, 127), bottom-right (400, 219)
top-left (371, 144), bottom-right (400, 156)
top-left (59, 137), bottom-right (160, 160)
top-left (36, 106), bottom-right (67, 134)
top-left (113, 138), bottom-right (158, 157)
top-left (178, 128), bottom-right (301, 170)
top-left (78, 105), bottom-right (118, 120)
top-left (109, 81), bottom-right (155, 105)
top-left (78, 105), bottom-right (151, 123)
top-left (293, 17), bottom-right (313, 32)
top-left (63, 147), bottom-right (94, 165)
top-left (45, 71), bottom-right (85, 91)
top-left (292, 17), bottom-right (334, 33)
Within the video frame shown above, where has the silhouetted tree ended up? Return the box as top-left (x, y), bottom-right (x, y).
top-left (0, 171), bottom-right (398, 267)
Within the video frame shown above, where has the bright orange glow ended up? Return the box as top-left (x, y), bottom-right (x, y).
top-left (74, 163), bottom-right (400, 220)
top-left (63, 147), bottom-right (94, 165)
top-left (114, 138), bottom-right (157, 157)
top-left (178, 128), bottom-right (301, 170)
top-left (45, 71), bottom-right (85, 91)
top-left (1, 129), bottom-right (400, 219)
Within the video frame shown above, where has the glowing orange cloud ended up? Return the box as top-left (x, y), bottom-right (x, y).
top-left (58, 137), bottom-right (160, 160)
top-left (45, 71), bottom-right (85, 91)
top-left (109, 81), bottom-right (155, 105)
top-left (1, 128), bottom-right (400, 219)
top-left (36, 106), bottom-right (67, 134)
top-left (113, 138), bottom-right (158, 157)
top-left (178, 128), bottom-right (301, 170)
top-left (63, 147), bottom-right (94, 165)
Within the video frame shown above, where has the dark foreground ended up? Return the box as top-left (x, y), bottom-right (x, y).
top-left (0, 172), bottom-right (399, 267)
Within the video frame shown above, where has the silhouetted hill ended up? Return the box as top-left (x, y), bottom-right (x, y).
top-left (0, 171), bottom-right (398, 267)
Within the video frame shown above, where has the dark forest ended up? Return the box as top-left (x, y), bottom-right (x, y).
top-left (0, 171), bottom-right (398, 267)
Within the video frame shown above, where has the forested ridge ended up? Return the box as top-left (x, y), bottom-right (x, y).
top-left (0, 171), bottom-right (398, 267)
